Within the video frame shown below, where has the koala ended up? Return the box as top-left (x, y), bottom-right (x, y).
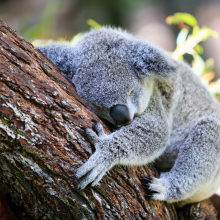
top-left (38, 27), bottom-right (220, 206)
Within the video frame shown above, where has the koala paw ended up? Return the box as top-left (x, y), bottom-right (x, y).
top-left (74, 120), bottom-right (116, 189)
top-left (143, 177), bottom-right (166, 201)
top-left (91, 119), bottom-right (106, 137)
top-left (83, 119), bottom-right (107, 143)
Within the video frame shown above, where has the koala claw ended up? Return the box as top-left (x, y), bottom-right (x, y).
top-left (84, 127), bottom-right (99, 143)
top-left (75, 158), bottom-right (113, 189)
top-left (143, 176), bottom-right (153, 183)
top-left (73, 186), bottom-right (80, 191)
top-left (83, 121), bottom-right (107, 144)
top-left (147, 193), bottom-right (154, 198)
top-left (70, 175), bottom-right (76, 179)
top-left (91, 119), bottom-right (98, 124)
top-left (143, 177), bottom-right (166, 201)
top-left (74, 142), bottom-right (116, 189)
top-left (74, 121), bottom-right (115, 189)
top-left (91, 120), bottom-right (106, 137)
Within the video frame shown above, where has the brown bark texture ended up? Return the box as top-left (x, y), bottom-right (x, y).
top-left (0, 19), bottom-right (217, 220)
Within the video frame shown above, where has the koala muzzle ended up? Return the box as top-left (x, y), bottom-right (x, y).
top-left (109, 105), bottom-right (131, 126)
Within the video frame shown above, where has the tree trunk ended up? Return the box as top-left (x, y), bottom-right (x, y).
top-left (0, 19), bottom-right (217, 220)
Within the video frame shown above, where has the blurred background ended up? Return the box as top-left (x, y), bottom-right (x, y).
top-left (0, 0), bottom-right (220, 76)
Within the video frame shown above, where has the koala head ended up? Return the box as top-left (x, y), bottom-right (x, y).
top-left (74, 61), bottom-right (154, 126)
top-left (72, 28), bottom-right (175, 126)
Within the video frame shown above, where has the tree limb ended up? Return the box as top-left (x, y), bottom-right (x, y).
top-left (0, 19), bottom-right (217, 220)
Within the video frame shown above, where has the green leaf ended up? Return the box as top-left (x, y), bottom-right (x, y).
top-left (178, 55), bottom-right (184, 60)
top-left (176, 28), bottom-right (189, 47)
top-left (204, 58), bottom-right (215, 74)
top-left (215, 94), bottom-right (220, 101)
top-left (200, 27), bottom-right (218, 41)
top-left (194, 44), bottom-right (203, 55)
top-left (192, 53), bottom-right (205, 77)
top-left (208, 82), bottom-right (220, 95)
top-left (69, 33), bottom-right (83, 46)
top-left (166, 13), bottom-right (198, 27)
top-left (192, 25), bottom-right (200, 36)
top-left (87, 19), bottom-right (102, 29)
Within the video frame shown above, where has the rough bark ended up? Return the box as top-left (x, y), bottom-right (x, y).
top-left (0, 19), bottom-right (217, 220)
top-left (180, 199), bottom-right (218, 220)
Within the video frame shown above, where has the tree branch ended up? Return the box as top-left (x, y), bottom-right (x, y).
top-left (0, 19), bottom-right (217, 220)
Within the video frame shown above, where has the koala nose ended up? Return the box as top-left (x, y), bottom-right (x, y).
top-left (109, 105), bottom-right (131, 126)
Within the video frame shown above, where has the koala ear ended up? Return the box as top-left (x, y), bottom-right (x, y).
top-left (37, 43), bottom-right (77, 79)
top-left (131, 42), bottom-right (175, 78)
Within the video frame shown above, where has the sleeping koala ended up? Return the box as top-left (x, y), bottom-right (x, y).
top-left (38, 27), bottom-right (220, 206)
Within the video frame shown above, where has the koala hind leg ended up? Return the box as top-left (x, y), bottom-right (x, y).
top-left (145, 117), bottom-right (220, 206)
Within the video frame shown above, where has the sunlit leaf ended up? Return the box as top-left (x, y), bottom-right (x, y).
top-left (208, 81), bottom-right (220, 94)
top-left (215, 95), bottom-right (220, 101)
top-left (177, 55), bottom-right (184, 60)
top-left (166, 13), bottom-right (198, 27)
top-left (192, 53), bottom-right (205, 77)
top-left (192, 25), bottom-right (200, 36)
top-left (169, 12), bottom-right (219, 98)
top-left (200, 77), bottom-right (209, 87)
top-left (87, 19), bottom-right (102, 29)
top-left (176, 28), bottom-right (189, 47)
top-left (56, 37), bottom-right (68, 42)
top-left (32, 39), bottom-right (55, 46)
top-left (69, 33), bottom-right (83, 46)
top-left (204, 58), bottom-right (215, 75)
top-left (194, 44), bottom-right (203, 55)
top-left (200, 72), bottom-right (215, 86)
top-left (200, 27), bottom-right (218, 41)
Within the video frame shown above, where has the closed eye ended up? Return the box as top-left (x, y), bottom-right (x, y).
top-left (129, 90), bottom-right (134, 97)
top-left (90, 101), bottom-right (102, 110)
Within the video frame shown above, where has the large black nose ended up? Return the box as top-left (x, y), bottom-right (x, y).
top-left (109, 105), bottom-right (131, 126)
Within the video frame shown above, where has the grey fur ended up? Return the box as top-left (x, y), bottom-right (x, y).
top-left (38, 27), bottom-right (220, 206)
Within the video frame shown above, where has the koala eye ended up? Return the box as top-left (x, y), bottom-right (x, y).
top-left (129, 90), bottom-right (134, 97)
